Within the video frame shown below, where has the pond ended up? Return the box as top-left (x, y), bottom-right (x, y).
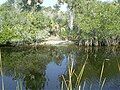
top-left (0, 45), bottom-right (120, 90)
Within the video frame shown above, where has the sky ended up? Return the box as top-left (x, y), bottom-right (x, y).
top-left (100, 0), bottom-right (114, 2)
top-left (0, 0), bottom-right (68, 11)
top-left (0, 0), bottom-right (7, 5)
top-left (0, 0), bottom-right (115, 5)
top-left (0, 0), bottom-right (114, 11)
top-left (41, 0), bottom-right (68, 11)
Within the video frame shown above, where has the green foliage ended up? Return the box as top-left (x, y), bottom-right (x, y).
top-left (0, 5), bottom-right (51, 44)
top-left (0, 0), bottom-right (120, 46)
top-left (65, 0), bottom-right (120, 45)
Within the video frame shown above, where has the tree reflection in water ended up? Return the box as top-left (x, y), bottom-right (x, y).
top-left (0, 46), bottom-right (120, 90)
top-left (44, 55), bottom-right (68, 90)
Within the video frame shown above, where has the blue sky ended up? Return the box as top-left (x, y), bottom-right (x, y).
top-left (41, 0), bottom-right (57, 7)
top-left (0, 0), bottom-right (114, 10)
top-left (0, 0), bottom-right (114, 5)
top-left (0, 0), bottom-right (68, 11)
top-left (41, 0), bottom-right (67, 11)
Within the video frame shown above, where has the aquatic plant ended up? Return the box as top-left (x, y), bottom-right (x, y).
top-left (117, 60), bottom-right (120, 72)
top-left (99, 60), bottom-right (105, 83)
top-left (61, 54), bottom-right (87, 90)
top-left (99, 60), bottom-right (107, 90)
top-left (61, 54), bottom-right (110, 90)
top-left (0, 49), bottom-right (5, 90)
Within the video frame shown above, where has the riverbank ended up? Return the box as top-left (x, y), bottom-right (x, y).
top-left (40, 36), bottom-right (74, 46)
top-left (0, 35), bottom-right (120, 47)
top-left (0, 36), bottom-right (74, 47)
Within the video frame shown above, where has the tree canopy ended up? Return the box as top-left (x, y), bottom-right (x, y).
top-left (0, 0), bottom-right (120, 46)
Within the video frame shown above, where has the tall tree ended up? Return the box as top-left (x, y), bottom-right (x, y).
top-left (58, 0), bottom-right (74, 32)
top-left (6, 0), bottom-right (43, 11)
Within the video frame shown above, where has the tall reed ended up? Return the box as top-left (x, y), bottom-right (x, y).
top-left (100, 78), bottom-right (106, 90)
top-left (61, 54), bottom-right (88, 90)
top-left (100, 61), bottom-right (105, 83)
top-left (75, 60), bottom-right (87, 87)
top-left (99, 60), bottom-right (106, 90)
top-left (16, 79), bottom-right (23, 90)
top-left (0, 49), bottom-right (5, 90)
top-left (61, 54), bottom-right (108, 90)
top-left (117, 60), bottom-right (120, 72)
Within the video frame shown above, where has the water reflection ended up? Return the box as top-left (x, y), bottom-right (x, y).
top-left (0, 76), bottom-right (26, 90)
top-left (0, 46), bottom-right (120, 90)
top-left (75, 74), bottom-right (120, 90)
top-left (44, 55), bottom-right (67, 90)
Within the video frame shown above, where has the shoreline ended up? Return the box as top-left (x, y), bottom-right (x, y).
top-left (0, 36), bottom-right (120, 47)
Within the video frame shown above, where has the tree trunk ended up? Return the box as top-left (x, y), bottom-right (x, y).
top-left (85, 39), bottom-right (89, 46)
top-left (106, 38), bottom-right (110, 46)
top-left (93, 37), bottom-right (98, 46)
top-left (68, 9), bottom-right (74, 31)
top-left (67, 0), bottom-right (74, 39)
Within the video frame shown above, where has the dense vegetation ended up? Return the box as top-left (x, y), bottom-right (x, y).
top-left (0, 0), bottom-right (120, 46)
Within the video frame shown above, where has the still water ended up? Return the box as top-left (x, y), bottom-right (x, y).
top-left (0, 45), bottom-right (120, 90)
